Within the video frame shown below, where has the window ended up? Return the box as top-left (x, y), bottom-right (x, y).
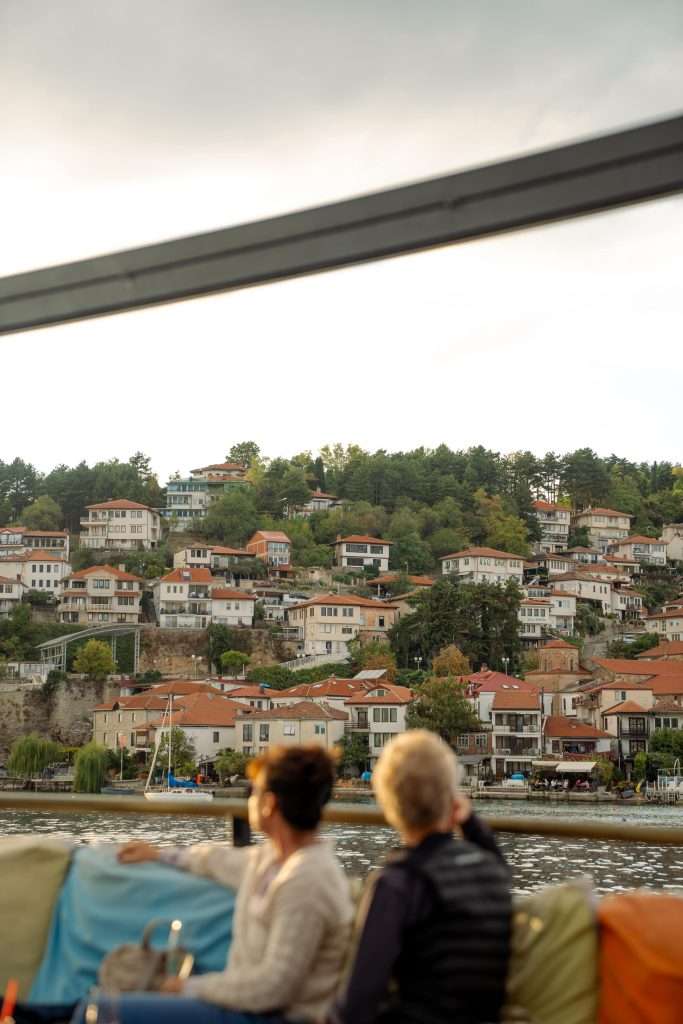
top-left (457, 735), bottom-right (469, 747)
top-left (242, 724), bottom-right (253, 741)
top-left (342, 607), bottom-right (353, 617)
top-left (475, 734), bottom-right (487, 749)
top-left (283, 724), bottom-right (296, 736)
top-left (213, 731), bottom-right (220, 743)
top-left (314, 724), bottom-right (325, 735)
top-left (94, 579), bottom-right (111, 589)
top-left (259, 724), bottom-right (270, 742)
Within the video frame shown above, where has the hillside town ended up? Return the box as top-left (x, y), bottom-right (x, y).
top-left (0, 445), bottom-right (682, 789)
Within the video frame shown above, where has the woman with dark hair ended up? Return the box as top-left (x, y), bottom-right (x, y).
top-left (72, 745), bottom-right (352, 1024)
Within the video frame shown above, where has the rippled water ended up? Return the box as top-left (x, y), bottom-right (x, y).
top-left (1, 799), bottom-right (682, 895)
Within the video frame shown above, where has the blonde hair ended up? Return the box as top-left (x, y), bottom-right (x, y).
top-left (373, 730), bottom-right (461, 832)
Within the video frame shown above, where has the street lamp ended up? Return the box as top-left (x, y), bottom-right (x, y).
top-left (502, 656), bottom-right (510, 676)
top-left (414, 655), bottom-right (423, 672)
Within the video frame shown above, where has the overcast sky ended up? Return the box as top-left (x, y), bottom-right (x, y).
top-left (2, 0), bottom-right (682, 483)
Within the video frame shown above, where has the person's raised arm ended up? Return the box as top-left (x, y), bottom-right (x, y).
top-left (118, 840), bottom-right (248, 890)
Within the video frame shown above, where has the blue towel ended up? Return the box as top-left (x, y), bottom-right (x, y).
top-left (28, 847), bottom-right (234, 1006)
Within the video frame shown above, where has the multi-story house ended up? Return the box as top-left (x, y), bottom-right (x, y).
top-left (224, 685), bottom-right (274, 710)
top-left (270, 676), bottom-right (366, 714)
top-left (532, 501), bottom-right (570, 553)
top-left (173, 546), bottom-right (213, 570)
top-left (643, 609), bottom-right (683, 641)
top-left (660, 523), bottom-right (683, 562)
top-left (0, 550), bottom-right (72, 598)
top-left (526, 552), bottom-right (573, 578)
top-left (173, 545), bottom-right (256, 585)
top-left (542, 716), bottom-right (615, 759)
top-left (463, 671), bottom-right (539, 725)
top-left (333, 535), bottom-right (393, 574)
top-left (287, 594), bottom-right (399, 657)
top-left (92, 693), bottom-right (169, 752)
top-left (246, 530), bottom-right (292, 567)
top-left (0, 527), bottom-right (70, 561)
top-left (150, 692), bottom-right (245, 762)
top-left (162, 462), bottom-right (248, 530)
top-left (453, 731), bottom-right (494, 780)
top-left (610, 589), bottom-right (644, 620)
top-left (440, 547), bottom-right (524, 585)
top-left (550, 571), bottom-right (612, 613)
top-left (0, 575), bottom-right (26, 616)
top-left (491, 690), bottom-right (543, 778)
top-left (210, 587), bottom-right (256, 627)
top-left (344, 683), bottom-right (414, 765)
top-left (601, 700), bottom-right (652, 765)
top-left (155, 568), bottom-right (215, 629)
top-left (571, 507), bottom-right (633, 552)
top-left (565, 547), bottom-right (602, 564)
top-left (58, 564), bottom-right (144, 624)
top-left (608, 535), bottom-right (668, 566)
top-left (518, 598), bottom-right (553, 644)
top-left (236, 701), bottom-right (347, 757)
top-left (287, 490), bottom-right (341, 518)
top-left (80, 499), bottom-right (161, 550)
top-left (635, 639), bottom-right (683, 661)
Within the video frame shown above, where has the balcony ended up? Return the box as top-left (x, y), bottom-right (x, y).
top-left (494, 724), bottom-right (540, 735)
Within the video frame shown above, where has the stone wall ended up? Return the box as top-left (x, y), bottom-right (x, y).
top-left (138, 627), bottom-right (297, 676)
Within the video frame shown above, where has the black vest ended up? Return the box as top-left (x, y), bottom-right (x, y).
top-left (383, 834), bottom-right (512, 1024)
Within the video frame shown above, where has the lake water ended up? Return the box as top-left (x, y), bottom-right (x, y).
top-left (1, 799), bottom-right (682, 895)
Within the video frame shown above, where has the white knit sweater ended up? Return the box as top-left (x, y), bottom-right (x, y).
top-left (163, 840), bottom-right (353, 1021)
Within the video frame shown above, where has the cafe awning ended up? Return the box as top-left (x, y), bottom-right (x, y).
top-left (533, 761), bottom-right (559, 769)
top-left (555, 761), bottom-right (597, 773)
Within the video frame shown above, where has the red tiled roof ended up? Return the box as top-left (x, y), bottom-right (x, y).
top-left (644, 610), bottom-right (683, 621)
top-left (543, 639), bottom-right (576, 649)
top-left (160, 567), bottom-right (215, 584)
top-left (308, 490), bottom-right (338, 500)
top-left (152, 693), bottom-right (244, 728)
top-left (93, 694), bottom-right (168, 712)
top-left (211, 546), bottom-right (251, 556)
top-left (461, 671), bottom-right (537, 693)
top-left (575, 507), bottom-right (632, 518)
top-left (23, 530), bottom-right (68, 537)
top-left (371, 574), bottom-right (434, 587)
top-left (0, 574), bottom-right (21, 585)
top-left (86, 499), bottom-right (154, 511)
top-left (276, 677), bottom-right (362, 700)
top-left (544, 715), bottom-right (612, 738)
top-left (192, 463), bottom-right (246, 472)
top-left (593, 659), bottom-right (683, 676)
top-left (532, 500), bottom-right (569, 512)
top-left (611, 535), bottom-right (666, 547)
top-left (651, 700), bottom-right (683, 713)
top-left (336, 535), bottom-right (393, 546)
top-left (69, 564), bottom-right (143, 582)
top-left (0, 550), bottom-right (65, 563)
top-left (211, 588), bottom-right (256, 601)
top-left (440, 546), bottom-right (524, 561)
top-left (290, 594), bottom-right (398, 610)
top-left (492, 691), bottom-right (541, 710)
top-left (150, 681), bottom-right (225, 696)
top-left (226, 685), bottom-right (273, 699)
top-left (636, 641), bottom-right (683, 659)
top-left (247, 531), bottom-right (291, 543)
top-left (602, 700), bottom-right (650, 715)
top-left (346, 684), bottom-right (414, 705)
top-left (237, 700), bottom-right (348, 721)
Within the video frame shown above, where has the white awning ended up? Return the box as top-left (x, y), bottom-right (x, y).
top-left (556, 761), bottom-right (597, 773)
top-left (533, 761), bottom-right (559, 769)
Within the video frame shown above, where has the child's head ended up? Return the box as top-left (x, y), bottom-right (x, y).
top-left (373, 730), bottom-right (461, 839)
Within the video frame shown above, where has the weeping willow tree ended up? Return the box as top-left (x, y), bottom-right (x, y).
top-left (8, 734), bottom-right (63, 778)
top-left (73, 742), bottom-right (109, 793)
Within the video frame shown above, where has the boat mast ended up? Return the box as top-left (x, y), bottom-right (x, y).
top-left (145, 696), bottom-right (169, 791)
top-left (168, 694), bottom-right (173, 788)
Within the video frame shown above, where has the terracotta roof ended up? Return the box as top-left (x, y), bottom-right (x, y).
top-left (22, 530), bottom-right (68, 537)
top-left (593, 658), bottom-right (683, 676)
top-left (544, 715), bottom-right (612, 738)
top-left (0, 574), bottom-right (22, 585)
top-left (150, 681), bottom-right (225, 696)
top-left (439, 546), bottom-right (524, 561)
top-left (543, 639), bottom-right (576, 649)
top-left (86, 499), bottom-right (154, 511)
top-left (644, 610), bottom-right (683, 621)
top-left (651, 700), bottom-right (683, 714)
top-left (275, 677), bottom-right (363, 700)
top-left (237, 700), bottom-right (348, 721)
top-left (492, 691), bottom-right (541, 710)
top-left (371, 574), bottom-right (434, 587)
top-left (346, 684), bottom-right (414, 705)
top-left (160, 567), bottom-right (215, 584)
top-left (611, 535), bottom-right (666, 547)
top-left (521, 598), bottom-right (552, 606)
top-left (574, 507), bottom-right (632, 518)
top-left (0, 550), bottom-right (65, 563)
top-left (602, 700), bottom-right (650, 715)
top-left (289, 594), bottom-right (398, 610)
top-left (93, 694), bottom-right (168, 712)
top-left (247, 531), bottom-right (291, 543)
top-left (532, 500), bottom-right (569, 512)
top-left (211, 588), bottom-right (256, 601)
top-left (636, 641), bottom-right (683, 659)
top-left (308, 490), bottom-right (338, 500)
top-left (211, 546), bottom-right (251, 556)
top-left (336, 535), bottom-right (393, 546)
top-left (68, 564), bottom-right (143, 582)
top-left (152, 694), bottom-right (244, 728)
top-left (461, 671), bottom-right (537, 693)
top-left (226, 685), bottom-right (274, 699)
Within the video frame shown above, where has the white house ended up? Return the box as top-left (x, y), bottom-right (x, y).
top-left (173, 546), bottom-right (213, 569)
top-left (543, 715), bottom-right (615, 759)
top-left (80, 499), bottom-right (161, 550)
top-left (155, 567), bottom-right (214, 629)
top-left (0, 527), bottom-right (70, 561)
top-left (532, 501), bottom-right (571, 553)
top-left (344, 684), bottom-right (414, 765)
top-left (333, 535), bottom-right (393, 573)
top-left (287, 490), bottom-right (341, 518)
top-left (608, 535), bottom-right (668, 567)
top-left (463, 671), bottom-right (541, 725)
top-left (643, 609), bottom-right (683, 642)
top-left (210, 587), bottom-right (256, 627)
top-left (271, 676), bottom-right (366, 714)
top-left (0, 550), bottom-right (72, 598)
top-left (660, 524), bottom-right (683, 562)
top-left (0, 575), bottom-right (26, 616)
top-left (58, 564), bottom-right (144, 624)
top-left (550, 572), bottom-right (612, 613)
top-left (286, 594), bottom-right (399, 657)
top-left (491, 689), bottom-right (543, 778)
top-left (150, 692), bottom-right (245, 762)
top-left (571, 507), bottom-right (633, 552)
top-left (440, 547), bottom-right (524, 585)
top-left (236, 701), bottom-right (348, 757)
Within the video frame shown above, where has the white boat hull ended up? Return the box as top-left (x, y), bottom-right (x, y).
top-left (144, 790), bottom-right (214, 802)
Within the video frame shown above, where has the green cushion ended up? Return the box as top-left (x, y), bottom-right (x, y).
top-left (0, 837), bottom-right (72, 999)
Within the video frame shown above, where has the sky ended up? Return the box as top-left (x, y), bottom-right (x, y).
top-left (2, 0), bottom-right (682, 484)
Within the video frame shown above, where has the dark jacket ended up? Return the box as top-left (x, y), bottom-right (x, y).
top-left (331, 816), bottom-right (512, 1024)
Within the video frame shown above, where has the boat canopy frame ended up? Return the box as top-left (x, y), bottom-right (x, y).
top-left (0, 113), bottom-right (682, 335)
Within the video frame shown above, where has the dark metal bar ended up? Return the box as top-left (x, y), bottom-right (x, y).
top-left (0, 791), bottom-right (682, 845)
top-left (1, 114), bottom-right (682, 335)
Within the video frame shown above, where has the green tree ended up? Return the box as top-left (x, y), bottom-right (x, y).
top-left (228, 442), bottom-right (261, 468)
top-left (215, 749), bottom-right (249, 782)
top-left (606, 633), bottom-right (660, 659)
top-left (199, 488), bottom-right (260, 545)
top-left (156, 727), bottom-right (197, 777)
top-left (649, 728), bottom-right (683, 758)
top-left (431, 644), bottom-right (471, 677)
top-left (280, 466), bottom-right (312, 509)
top-left (337, 732), bottom-right (370, 774)
top-left (73, 742), bottom-right (109, 793)
top-left (73, 639), bottom-right (116, 679)
top-left (220, 650), bottom-right (250, 675)
top-left (406, 678), bottom-right (480, 744)
top-left (19, 494), bottom-right (63, 530)
top-left (207, 624), bottom-right (252, 671)
top-left (8, 734), bottom-right (63, 777)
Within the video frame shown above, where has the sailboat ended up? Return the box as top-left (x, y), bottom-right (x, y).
top-left (144, 694), bottom-right (214, 803)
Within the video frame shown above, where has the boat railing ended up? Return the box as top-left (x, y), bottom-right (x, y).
top-left (0, 791), bottom-right (682, 846)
